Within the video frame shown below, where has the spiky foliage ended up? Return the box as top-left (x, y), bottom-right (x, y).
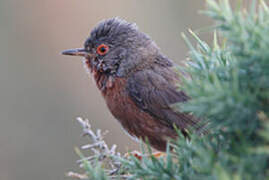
top-left (69, 1), bottom-right (269, 179)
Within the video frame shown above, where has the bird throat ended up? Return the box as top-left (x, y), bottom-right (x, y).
top-left (83, 58), bottom-right (115, 93)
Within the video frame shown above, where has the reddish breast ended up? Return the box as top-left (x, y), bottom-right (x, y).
top-left (102, 77), bottom-right (141, 137)
top-left (102, 76), bottom-right (177, 150)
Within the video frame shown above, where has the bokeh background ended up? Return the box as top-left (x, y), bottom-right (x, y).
top-left (0, 1), bottom-right (220, 179)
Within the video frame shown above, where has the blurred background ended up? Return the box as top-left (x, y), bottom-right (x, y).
top-left (0, 1), bottom-right (215, 179)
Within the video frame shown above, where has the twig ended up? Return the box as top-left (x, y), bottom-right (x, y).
top-left (67, 117), bottom-right (123, 179)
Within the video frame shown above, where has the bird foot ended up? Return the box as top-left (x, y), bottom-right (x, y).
top-left (151, 151), bottom-right (166, 159)
top-left (124, 151), bottom-right (166, 160)
top-left (124, 150), bottom-right (143, 160)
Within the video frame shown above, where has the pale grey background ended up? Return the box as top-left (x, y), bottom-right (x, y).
top-left (0, 0), bottom-right (243, 179)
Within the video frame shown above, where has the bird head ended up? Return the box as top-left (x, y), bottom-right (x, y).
top-left (62, 18), bottom-right (160, 77)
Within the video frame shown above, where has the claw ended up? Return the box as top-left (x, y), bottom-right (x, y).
top-left (124, 150), bottom-right (143, 160)
top-left (124, 151), bottom-right (166, 160)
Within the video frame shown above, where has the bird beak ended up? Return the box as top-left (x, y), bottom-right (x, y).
top-left (61, 48), bottom-right (89, 57)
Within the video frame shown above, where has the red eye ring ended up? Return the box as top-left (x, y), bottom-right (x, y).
top-left (96, 44), bottom-right (109, 55)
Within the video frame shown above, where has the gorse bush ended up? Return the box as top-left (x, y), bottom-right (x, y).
top-left (69, 0), bottom-right (269, 179)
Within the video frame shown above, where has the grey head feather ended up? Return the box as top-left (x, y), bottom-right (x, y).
top-left (84, 18), bottom-right (171, 77)
top-left (85, 18), bottom-right (139, 48)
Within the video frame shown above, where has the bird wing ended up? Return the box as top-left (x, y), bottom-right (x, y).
top-left (126, 67), bottom-right (201, 132)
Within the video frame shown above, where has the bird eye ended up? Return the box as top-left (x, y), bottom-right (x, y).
top-left (96, 44), bottom-right (109, 55)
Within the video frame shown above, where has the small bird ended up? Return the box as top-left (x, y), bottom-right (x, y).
top-left (62, 18), bottom-right (203, 151)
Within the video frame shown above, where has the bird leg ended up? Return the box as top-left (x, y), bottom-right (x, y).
top-left (124, 150), bottom-right (166, 160)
